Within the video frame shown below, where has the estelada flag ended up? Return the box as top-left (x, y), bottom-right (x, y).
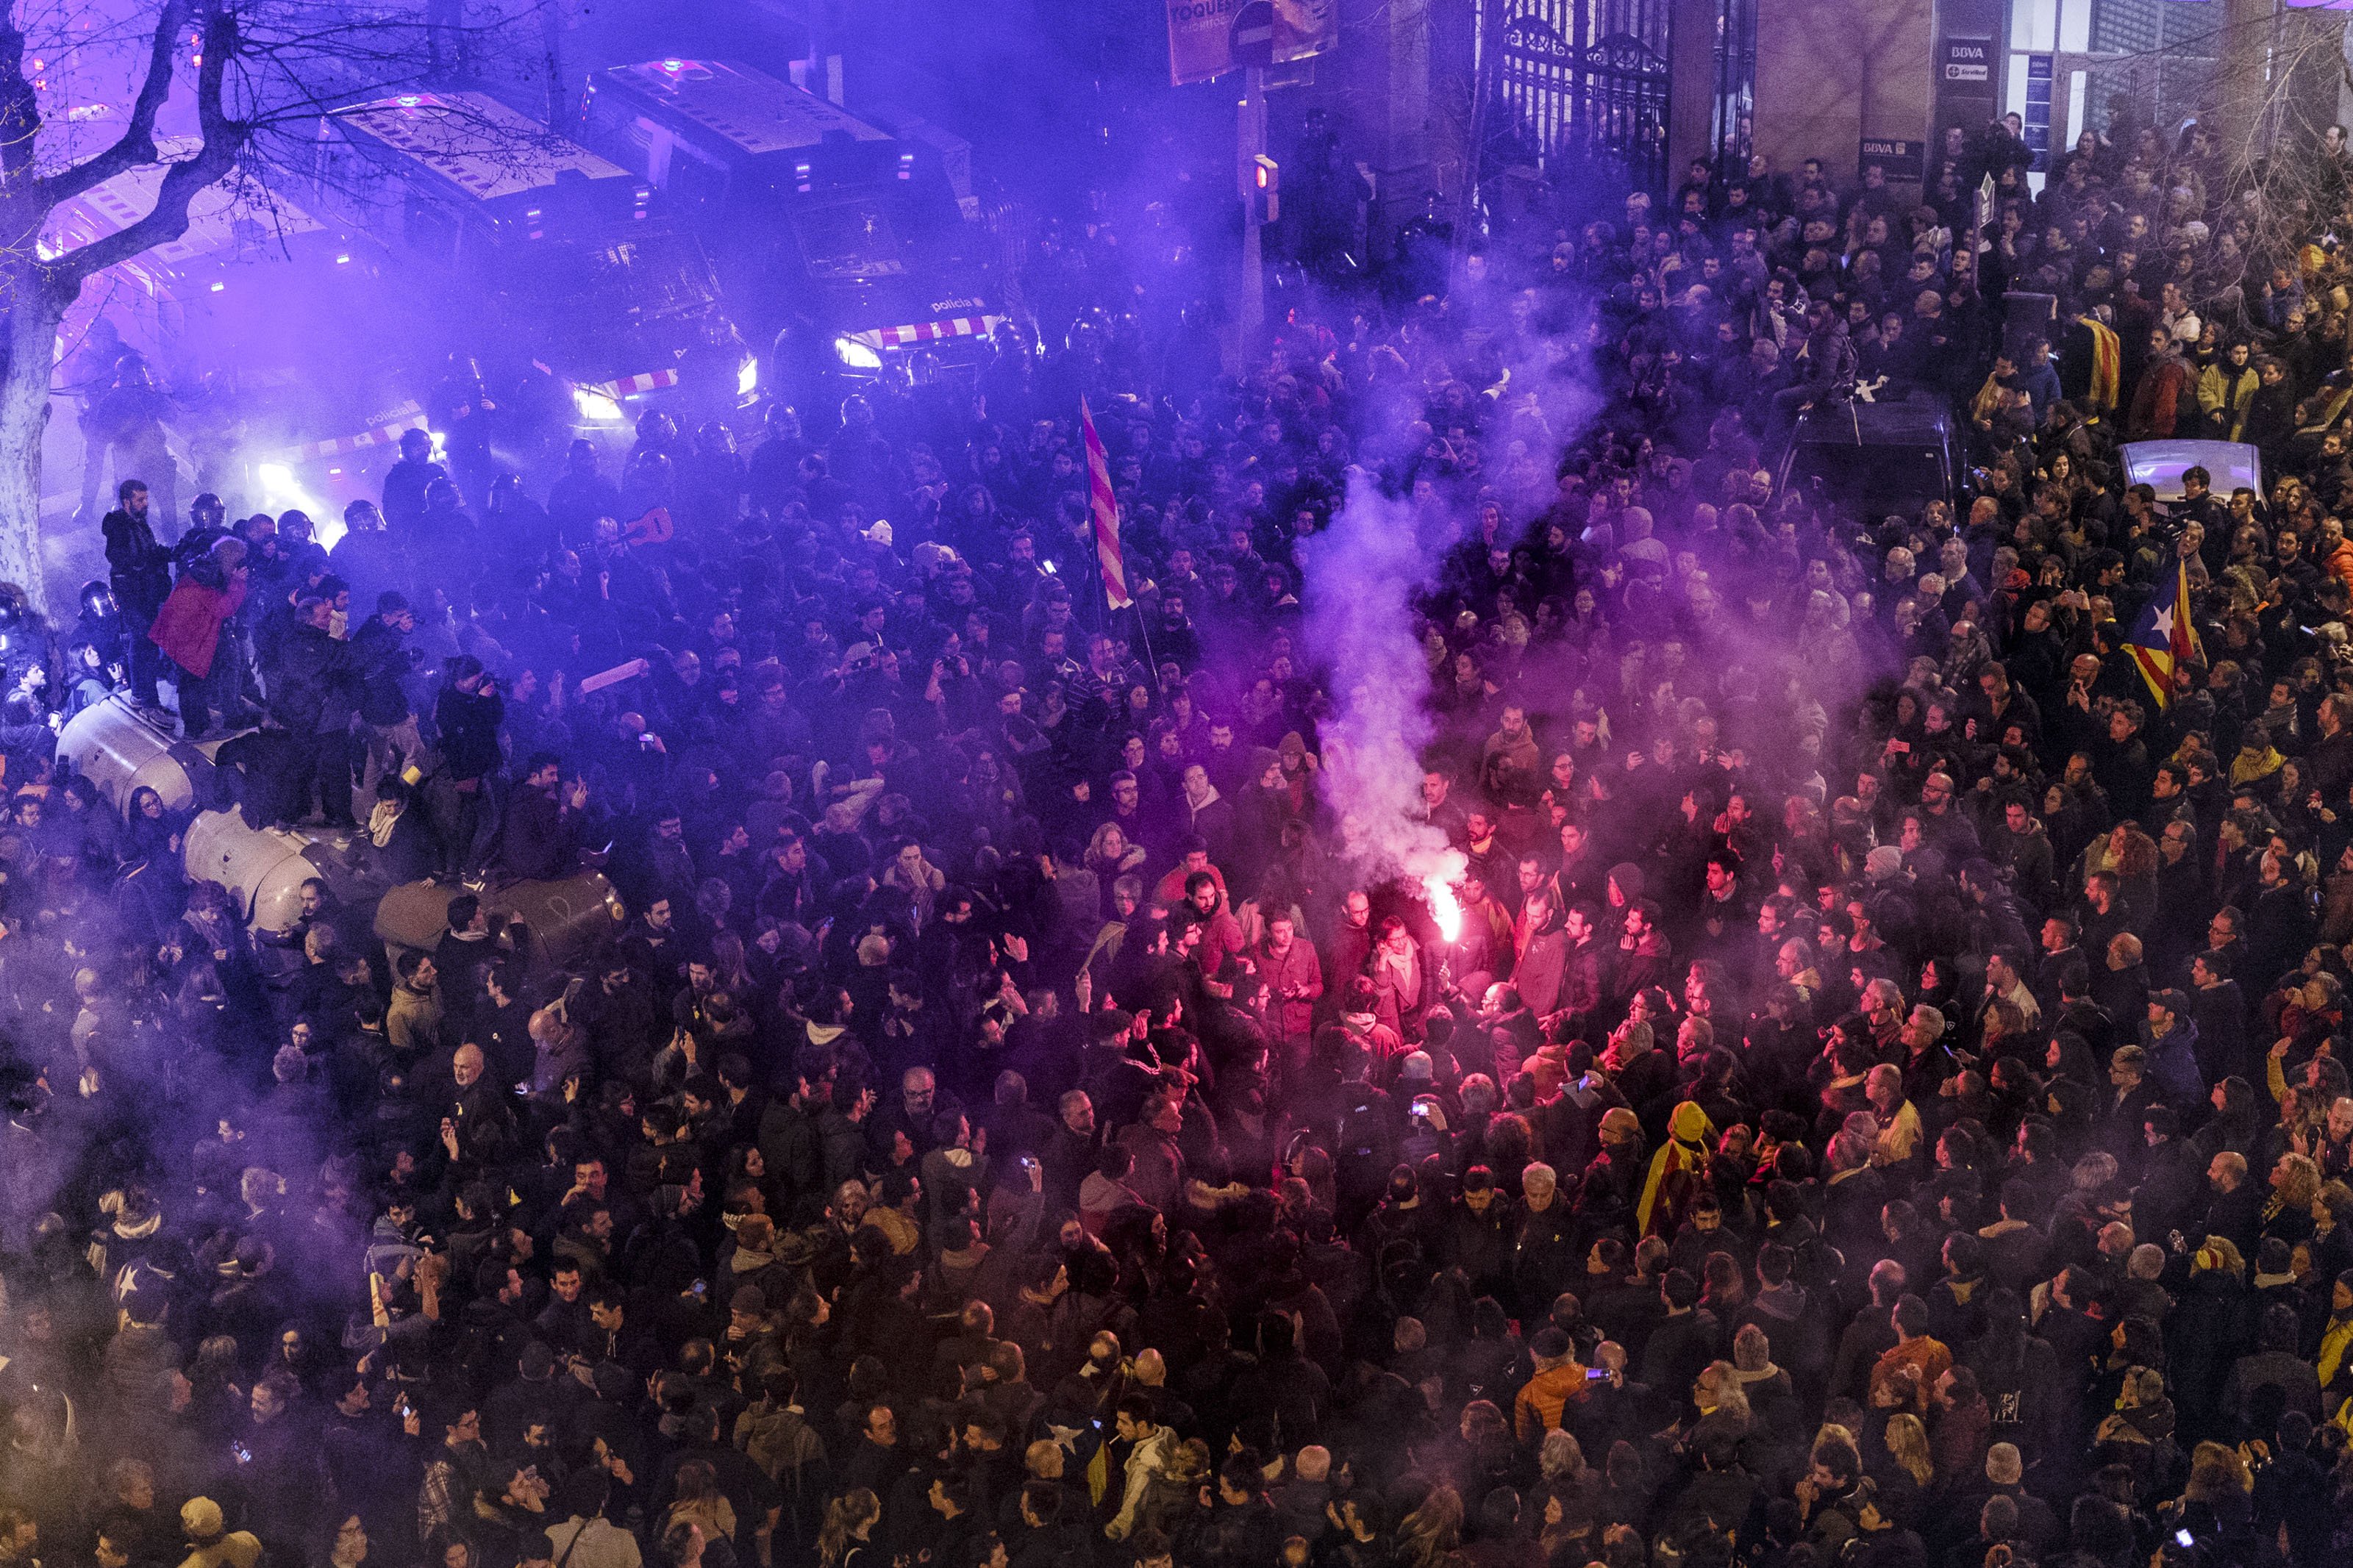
top-left (2127, 559), bottom-right (2202, 709)
top-left (1080, 397), bottom-right (1132, 609)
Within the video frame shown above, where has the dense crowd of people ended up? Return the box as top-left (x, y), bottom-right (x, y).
top-left (9, 101), bottom-right (2353, 1568)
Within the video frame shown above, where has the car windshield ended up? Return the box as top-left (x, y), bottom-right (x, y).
top-left (792, 198), bottom-right (908, 280)
top-left (505, 229), bottom-right (721, 321)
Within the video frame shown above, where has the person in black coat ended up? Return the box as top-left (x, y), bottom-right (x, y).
top-left (2199, 1150), bottom-right (2264, 1256)
top-left (432, 656), bottom-right (505, 878)
top-left (368, 777), bottom-right (441, 885)
top-left (1636, 1267), bottom-right (1718, 1399)
top-left (269, 597), bottom-right (357, 826)
top-left (101, 477), bottom-right (172, 706)
top-left (499, 752), bottom-right (588, 882)
top-left (214, 722), bottom-right (306, 831)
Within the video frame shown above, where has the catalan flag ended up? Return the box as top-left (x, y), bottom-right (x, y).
top-left (2079, 315), bottom-right (2120, 410)
top-left (2126, 560), bottom-right (2202, 709)
top-left (1080, 397), bottom-right (1132, 609)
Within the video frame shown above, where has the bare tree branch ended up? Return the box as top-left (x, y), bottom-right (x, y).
top-left (38, 0), bottom-right (187, 206)
top-left (47, 2), bottom-right (238, 283)
top-left (0, 2), bottom-right (39, 197)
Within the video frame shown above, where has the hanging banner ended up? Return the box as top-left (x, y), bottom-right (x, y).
top-left (1168, 0), bottom-right (1241, 84)
top-left (1169, 0), bottom-right (1334, 84)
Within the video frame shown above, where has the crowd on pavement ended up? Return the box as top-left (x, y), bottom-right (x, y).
top-left (11, 105), bottom-right (2353, 1568)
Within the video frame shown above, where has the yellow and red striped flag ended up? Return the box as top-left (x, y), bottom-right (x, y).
top-left (2080, 316), bottom-right (2119, 409)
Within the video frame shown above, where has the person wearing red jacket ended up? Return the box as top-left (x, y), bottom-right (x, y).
top-left (1255, 910), bottom-right (1324, 1076)
top-left (147, 534), bottom-right (248, 737)
top-left (2127, 324), bottom-right (2195, 440)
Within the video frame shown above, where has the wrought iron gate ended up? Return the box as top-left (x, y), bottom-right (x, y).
top-left (1481, 0), bottom-right (1672, 194)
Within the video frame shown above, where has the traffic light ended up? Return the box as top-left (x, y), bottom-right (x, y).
top-left (1251, 154), bottom-right (1279, 224)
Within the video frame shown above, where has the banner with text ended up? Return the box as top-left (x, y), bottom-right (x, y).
top-left (1168, 0), bottom-right (1335, 83)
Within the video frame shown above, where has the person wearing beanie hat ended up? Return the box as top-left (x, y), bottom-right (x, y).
top-left (179, 1500), bottom-right (260, 1568)
top-left (1604, 862), bottom-right (1646, 923)
top-left (1730, 1322), bottom-right (1789, 1392)
top-left (1513, 1323), bottom-right (1591, 1441)
top-left (1577, 1109), bottom-right (1649, 1237)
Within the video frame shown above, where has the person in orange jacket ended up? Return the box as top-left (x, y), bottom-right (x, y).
top-left (1513, 1325), bottom-right (1592, 1442)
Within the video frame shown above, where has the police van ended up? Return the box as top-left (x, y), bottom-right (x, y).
top-left (302, 90), bottom-right (749, 439)
top-left (582, 59), bottom-right (1002, 411)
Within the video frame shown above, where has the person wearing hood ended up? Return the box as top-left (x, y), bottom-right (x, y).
top-left (1512, 887), bottom-right (1570, 1017)
top-left (1579, 1108), bottom-right (1647, 1237)
top-left (1637, 1101), bottom-right (1716, 1237)
top-left (1357, 1163), bottom-right (1437, 1263)
top-left (1232, 745), bottom-right (1290, 876)
top-left (1602, 862), bottom-right (1646, 944)
top-left (150, 534), bottom-right (252, 737)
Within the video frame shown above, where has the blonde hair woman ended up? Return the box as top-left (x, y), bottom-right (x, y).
top-left (1396, 1483), bottom-right (1463, 1568)
top-left (1085, 820), bottom-right (1147, 878)
top-left (1884, 1411), bottom-right (1935, 1486)
top-left (816, 1489), bottom-right (879, 1567)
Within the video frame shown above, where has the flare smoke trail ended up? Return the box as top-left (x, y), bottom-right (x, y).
top-left (1301, 469), bottom-right (1466, 891)
top-left (1299, 284), bottom-right (1602, 903)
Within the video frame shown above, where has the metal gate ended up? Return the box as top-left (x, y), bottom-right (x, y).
top-left (1482, 0), bottom-right (1672, 194)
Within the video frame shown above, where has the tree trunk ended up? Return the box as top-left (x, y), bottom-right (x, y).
top-left (0, 265), bottom-right (69, 616)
